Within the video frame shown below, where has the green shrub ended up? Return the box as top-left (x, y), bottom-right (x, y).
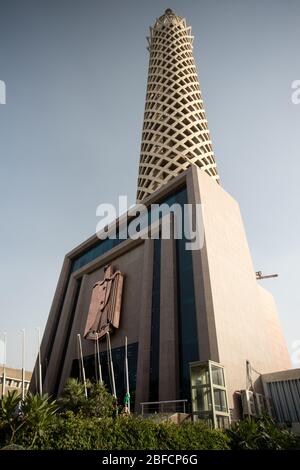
top-left (58, 379), bottom-right (115, 418)
top-left (58, 378), bottom-right (86, 414)
top-left (42, 413), bottom-right (105, 450)
top-left (0, 444), bottom-right (25, 450)
top-left (32, 414), bottom-right (230, 450)
top-left (167, 421), bottom-right (230, 450)
top-left (84, 382), bottom-right (115, 418)
top-left (0, 390), bottom-right (57, 449)
top-left (227, 416), bottom-right (298, 450)
top-left (1, 382), bottom-right (298, 451)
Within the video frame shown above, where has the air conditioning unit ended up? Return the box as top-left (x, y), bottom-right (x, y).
top-left (241, 390), bottom-right (257, 417)
top-left (255, 393), bottom-right (267, 416)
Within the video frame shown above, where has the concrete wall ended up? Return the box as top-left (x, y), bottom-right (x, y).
top-left (191, 167), bottom-right (291, 418)
top-left (1, 367), bottom-right (32, 396)
top-left (57, 243), bottom-right (147, 395)
top-left (31, 166), bottom-right (292, 420)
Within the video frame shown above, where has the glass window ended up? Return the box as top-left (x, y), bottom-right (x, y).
top-left (213, 389), bottom-right (228, 412)
top-left (193, 384), bottom-right (212, 412)
top-left (216, 415), bottom-right (230, 429)
top-left (190, 361), bottom-right (230, 428)
top-left (70, 342), bottom-right (139, 409)
top-left (149, 238), bottom-right (161, 402)
top-left (211, 365), bottom-right (225, 387)
top-left (191, 366), bottom-right (210, 387)
top-left (174, 188), bottom-right (199, 401)
top-left (193, 414), bottom-right (214, 428)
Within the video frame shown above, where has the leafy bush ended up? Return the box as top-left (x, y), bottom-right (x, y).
top-left (58, 379), bottom-right (115, 418)
top-left (227, 416), bottom-right (298, 450)
top-left (0, 444), bottom-right (25, 450)
top-left (58, 378), bottom-right (86, 414)
top-left (0, 390), bottom-right (57, 449)
top-left (0, 382), bottom-right (298, 451)
top-left (84, 382), bottom-right (116, 418)
top-left (32, 414), bottom-right (230, 450)
top-left (0, 390), bottom-right (22, 445)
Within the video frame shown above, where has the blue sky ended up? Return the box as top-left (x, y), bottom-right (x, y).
top-left (0, 0), bottom-right (299, 369)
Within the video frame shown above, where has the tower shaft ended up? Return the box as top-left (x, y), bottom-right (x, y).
top-left (137, 9), bottom-right (219, 202)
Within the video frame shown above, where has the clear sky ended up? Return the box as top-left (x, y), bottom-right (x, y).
top-left (0, 0), bottom-right (299, 370)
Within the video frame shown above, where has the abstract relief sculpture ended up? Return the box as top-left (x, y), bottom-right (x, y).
top-left (84, 265), bottom-right (124, 340)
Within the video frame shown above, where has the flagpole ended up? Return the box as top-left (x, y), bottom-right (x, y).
top-left (36, 327), bottom-right (43, 396)
top-left (96, 333), bottom-right (102, 384)
top-left (94, 340), bottom-right (97, 381)
top-left (77, 334), bottom-right (87, 398)
top-left (106, 331), bottom-right (117, 414)
top-left (1, 332), bottom-right (7, 398)
top-left (21, 329), bottom-right (25, 401)
top-left (125, 336), bottom-right (130, 414)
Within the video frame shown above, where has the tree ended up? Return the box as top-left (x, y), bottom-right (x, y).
top-left (0, 391), bottom-right (57, 448)
top-left (58, 378), bottom-right (87, 414)
top-left (0, 390), bottom-right (22, 445)
top-left (21, 393), bottom-right (58, 448)
top-left (59, 379), bottom-right (115, 418)
top-left (85, 382), bottom-right (115, 418)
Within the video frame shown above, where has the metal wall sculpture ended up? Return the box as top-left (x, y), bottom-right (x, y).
top-left (84, 265), bottom-right (124, 340)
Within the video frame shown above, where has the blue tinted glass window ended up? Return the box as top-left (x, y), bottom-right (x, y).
top-left (149, 238), bottom-right (161, 402)
top-left (71, 342), bottom-right (138, 409)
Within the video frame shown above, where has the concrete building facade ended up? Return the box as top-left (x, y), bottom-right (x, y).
top-left (1, 367), bottom-right (32, 397)
top-left (30, 9), bottom-right (292, 425)
top-left (261, 369), bottom-right (300, 433)
top-left (30, 166), bottom-right (290, 422)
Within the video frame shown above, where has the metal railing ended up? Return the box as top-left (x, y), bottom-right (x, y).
top-left (140, 399), bottom-right (188, 415)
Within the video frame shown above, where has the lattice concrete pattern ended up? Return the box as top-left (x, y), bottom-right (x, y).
top-left (136, 9), bottom-right (220, 203)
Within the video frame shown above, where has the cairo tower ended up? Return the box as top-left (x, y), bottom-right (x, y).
top-left (137, 9), bottom-right (219, 202)
top-left (30, 10), bottom-right (295, 428)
